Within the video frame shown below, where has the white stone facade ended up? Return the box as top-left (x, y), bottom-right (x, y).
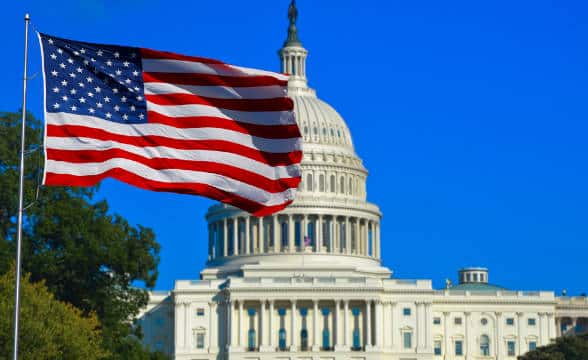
top-left (137, 3), bottom-right (588, 359)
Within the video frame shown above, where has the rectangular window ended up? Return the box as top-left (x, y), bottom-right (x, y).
top-left (529, 341), bottom-right (537, 351)
top-left (196, 333), bottom-right (205, 349)
top-left (454, 317), bottom-right (462, 325)
top-left (434, 340), bottom-right (442, 355)
top-left (433, 317), bottom-right (441, 325)
top-left (455, 340), bottom-right (463, 356)
top-left (506, 318), bottom-right (515, 326)
top-left (196, 308), bottom-right (205, 316)
top-left (403, 308), bottom-right (411, 316)
top-left (528, 318), bottom-right (536, 326)
top-left (403, 332), bottom-right (412, 349)
top-left (507, 341), bottom-right (516, 356)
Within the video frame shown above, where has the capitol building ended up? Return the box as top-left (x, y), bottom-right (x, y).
top-left (138, 2), bottom-right (588, 359)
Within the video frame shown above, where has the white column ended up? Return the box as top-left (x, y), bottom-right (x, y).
top-left (239, 301), bottom-right (244, 348)
top-left (496, 312), bottom-right (503, 358)
top-left (464, 311), bottom-right (470, 358)
top-left (317, 215), bottom-right (323, 252)
top-left (425, 303), bottom-right (433, 352)
top-left (273, 215), bottom-right (280, 252)
top-left (344, 300), bottom-right (350, 348)
top-left (548, 313), bottom-right (556, 343)
top-left (184, 302), bottom-right (190, 349)
top-left (260, 300), bottom-right (267, 349)
top-left (517, 312), bottom-right (523, 355)
top-left (444, 312), bottom-right (450, 357)
top-left (223, 219), bottom-right (228, 257)
top-left (335, 300), bottom-right (343, 350)
top-left (269, 300), bottom-right (275, 350)
top-left (245, 216), bottom-right (250, 255)
top-left (232, 217), bottom-right (238, 255)
top-left (374, 222), bottom-right (379, 258)
top-left (375, 300), bottom-right (383, 348)
top-left (288, 214), bottom-right (295, 252)
top-left (313, 300), bottom-right (320, 351)
top-left (366, 300), bottom-right (372, 348)
top-left (175, 300), bottom-right (184, 349)
top-left (291, 300), bottom-right (298, 351)
top-left (390, 302), bottom-right (396, 350)
top-left (209, 301), bottom-right (218, 352)
top-left (416, 302), bottom-right (424, 351)
top-left (537, 312), bottom-right (547, 346)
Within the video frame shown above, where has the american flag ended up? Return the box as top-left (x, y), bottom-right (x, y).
top-left (39, 33), bottom-right (302, 216)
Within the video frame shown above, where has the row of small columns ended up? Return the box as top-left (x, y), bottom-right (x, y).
top-left (223, 299), bottom-right (432, 352)
top-left (208, 214), bottom-right (380, 260)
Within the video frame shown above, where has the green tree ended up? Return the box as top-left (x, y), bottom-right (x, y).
top-left (0, 111), bottom-right (163, 359)
top-left (0, 265), bottom-right (109, 359)
top-left (518, 334), bottom-right (588, 360)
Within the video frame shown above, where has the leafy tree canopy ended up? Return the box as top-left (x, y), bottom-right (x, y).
top-left (519, 334), bottom-right (588, 360)
top-left (0, 265), bottom-right (109, 360)
top-left (0, 111), bottom-right (163, 359)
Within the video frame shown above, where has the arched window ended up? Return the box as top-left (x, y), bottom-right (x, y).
top-left (330, 175), bottom-right (335, 193)
top-left (348, 177), bottom-right (353, 195)
top-left (340, 177), bottom-right (345, 194)
top-left (319, 174), bottom-right (325, 192)
top-left (480, 335), bottom-right (490, 356)
top-left (306, 173), bottom-right (313, 191)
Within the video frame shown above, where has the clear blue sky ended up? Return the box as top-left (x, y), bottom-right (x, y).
top-left (1, 0), bottom-right (587, 294)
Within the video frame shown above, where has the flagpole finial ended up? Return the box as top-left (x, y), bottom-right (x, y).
top-left (24, 13), bottom-right (30, 21)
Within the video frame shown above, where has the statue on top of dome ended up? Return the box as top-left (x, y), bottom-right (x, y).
top-left (284, 0), bottom-right (301, 46)
top-left (288, 0), bottom-right (298, 25)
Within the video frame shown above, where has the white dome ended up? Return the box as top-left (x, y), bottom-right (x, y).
top-left (293, 95), bottom-right (354, 150)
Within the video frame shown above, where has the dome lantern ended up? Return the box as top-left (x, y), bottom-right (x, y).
top-left (279, 0), bottom-right (310, 93)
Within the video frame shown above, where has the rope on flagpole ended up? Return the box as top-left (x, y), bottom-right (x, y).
top-left (12, 12), bottom-right (30, 360)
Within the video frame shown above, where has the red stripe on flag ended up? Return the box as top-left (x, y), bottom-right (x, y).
top-left (145, 93), bottom-right (293, 112)
top-left (141, 48), bottom-right (225, 64)
top-left (143, 71), bottom-right (288, 87)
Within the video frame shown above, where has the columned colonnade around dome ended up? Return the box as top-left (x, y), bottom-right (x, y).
top-left (207, 214), bottom-right (381, 260)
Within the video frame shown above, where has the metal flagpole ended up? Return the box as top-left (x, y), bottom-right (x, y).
top-left (12, 12), bottom-right (30, 360)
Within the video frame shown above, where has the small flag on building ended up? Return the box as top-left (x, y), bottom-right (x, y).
top-left (38, 33), bottom-right (302, 216)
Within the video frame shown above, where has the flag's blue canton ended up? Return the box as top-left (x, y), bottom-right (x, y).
top-left (40, 34), bottom-right (148, 124)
